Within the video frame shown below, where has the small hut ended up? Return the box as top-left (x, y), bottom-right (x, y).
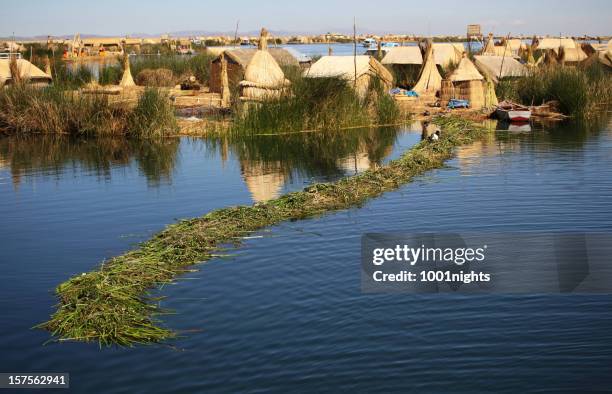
top-left (448, 54), bottom-right (485, 110)
top-left (474, 55), bottom-right (527, 83)
top-left (305, 55), bottom-right (393, 99)
top-left (239, 28), bottom-right (291, 102)
top-left (381, 46), bottom-right (423, 88)
top-left (0, 58), bottom-right (52, 88)
top-left (412, 42), bottom-right (442, 95)
top-left (209, 47), bottom-right (299, 94)
top-left (559, 46), bottom-right (588, 65)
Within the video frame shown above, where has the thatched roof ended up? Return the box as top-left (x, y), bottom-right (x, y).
top-left (482, 34), bottom-right (497, 55)
top-left (449, 54), bottom-right (484, 82)
top-left (559, 47), bottom-right (588, 63)
top-left (239, 28), bottom-right (290, 100)
top-left (381, 46), bottom-right (423, 65)
top-left (535, 38), bottom-right (577, 52)
top-left (220, 48), bottom-right (300, 68)
top-left (305, 55), bottom-right (393, 84)
top-left (0, 59), bottom-right (52, 86)
top-left (474, 55), bottom-right (527, 83)
top-left (412, 43), bottom-right (442, 94)
top-left (432, 43), bottom-right (465, 66)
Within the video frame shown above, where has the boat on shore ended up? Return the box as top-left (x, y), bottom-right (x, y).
top-left (496, 100), bottom-right (531, 122)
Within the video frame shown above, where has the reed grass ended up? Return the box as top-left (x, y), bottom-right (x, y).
top-left (496, 63), bottom-right (612, 116)
top-left (232, 74), bottom-right (405, 135)
top-left (40, 116), bottom-right (488, 346)
top-left (0, 85), bottom-right (177, 137)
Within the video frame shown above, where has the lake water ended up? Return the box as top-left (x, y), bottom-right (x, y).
top-left (1, 114), bottom-right (611, 393)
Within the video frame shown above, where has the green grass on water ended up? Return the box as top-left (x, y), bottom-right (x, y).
top-left (232, 73), bottom-right (406, 135)
top-left (39, 116), bottom-right (488, 346)
top-left (496, 63), bottom-right (612, 116)
top-left (0, 85), bottom-right (177, 137)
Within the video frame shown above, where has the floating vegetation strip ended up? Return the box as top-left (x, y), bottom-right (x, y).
top-left (40, 117), bottom-right (487, 346)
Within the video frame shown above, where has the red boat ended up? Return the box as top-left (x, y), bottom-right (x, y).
top-left (496, 101), bottom-right (532, 123)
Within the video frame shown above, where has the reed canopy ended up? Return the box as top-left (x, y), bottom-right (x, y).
top-left (0, 58), bottom-right (52, 88)
top-left (305, 55), bottom-right (393, 99)
top-left (412, 42), bottom-right (442, 95)
top-left (474, 55), bottom-right (527, 83)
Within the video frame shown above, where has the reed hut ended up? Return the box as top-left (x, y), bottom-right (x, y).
top-left (305, 55), bottom-right (393, 99)
top-left (474, 55), bottom-right (527, 83)
top-left (535, 37), bottom-right (578, 54)
top-left (0, 58), bottom-right (52, 88)
top-left (209, 47), bottom-right (299, 94)
top-left (239, 28), bottom-right (291, 102)
top-left (448, 54), bottom-right (485, 110)
top-left (412, 42), bottom-right (442, 95)
top-left (432, 43), bottom-right (465, 68)
top-left (559, 46), bottom-right (588, 65)
top-left (381, 46), bottom-right (423, 88)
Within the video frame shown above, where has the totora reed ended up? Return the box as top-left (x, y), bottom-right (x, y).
top-left (40, 116), bottom-right (488, 346)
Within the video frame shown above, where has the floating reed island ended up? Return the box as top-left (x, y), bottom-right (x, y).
top-left (40, 116), bottom-right (487, 346)
top-left (2, 30), bottom-right (611, 138)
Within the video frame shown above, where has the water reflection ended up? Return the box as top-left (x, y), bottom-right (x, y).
top-left (0, 136), bottom-right (180, 188)
top-left (215, 126), bottom-right (404, 201)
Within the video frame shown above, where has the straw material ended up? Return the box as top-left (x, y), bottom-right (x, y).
top-left (454, 80), bottom-right (485, 110)
top-left (439, 79), bottom-right (455, 107)
top-left (239, 28), bottom-right (290, 101)
top-left (536, 38), bottom-right (577, 53)
top-left (559, 47), bottom-right (588, 63)
top-left (482, 34), bottom-right (496, 55)
top-left (449, 54), bottom-right (484, 82)
top-left (474, 55), bottom-right (527, 83)
top-left (412, 43), bottom-right (442, 94)
top-left (432, 43), bottom-right (465, 66)
top-left (483, 75), bottom-right (498, 109)
top-left (119, 55), bottom-right (136, 87)
top-left (220, 54), bottom-right (231, 108)
top-left (0, 58), bottom-right (52, 86)
top-left (381, 46), bottom-right (423, 65)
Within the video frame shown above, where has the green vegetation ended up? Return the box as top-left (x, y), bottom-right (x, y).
top-left (496, 63), bottom-right (612, 116)
top-left (0, 85), bottom-right (177, 137)
top-left (232, 74), bottom-right (405, 135)
top-left (128, 89), bottom-right (178, 137)
top-left (40, 116), bottom-right (488, 346)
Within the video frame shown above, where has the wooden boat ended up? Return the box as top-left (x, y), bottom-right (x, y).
top-left (496, 100), bottom-right (531, 122)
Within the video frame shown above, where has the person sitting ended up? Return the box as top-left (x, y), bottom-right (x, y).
top-left (429, 130), bottom-right (440, 142)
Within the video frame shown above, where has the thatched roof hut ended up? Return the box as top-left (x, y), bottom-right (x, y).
top-left (381, 46), bottom-right (423, 88)
top-left (449, 54), bottom-right (484, 82)
top-left (432, 43), bottom-right (465, 67)
top-left (0, 58), bottom-right (52, 87)
top-left (535, 38), bottom-right (577, 53)
top-left (209, 47), bottom-right (299, 94)
top-left (448, 54), bottom-right (485, 110)
top-left (239, 28), bottom-right (291, 102)
top-left (412, 42), bottom-right (442, 95)
top-left (474, 55), bottom-right (527, 83)
top-left (305, 55), bottom-right (393, 99)
top-left (559, 46), bottom-right (588, 64)
top-left (381, 46), bottom-right (423, 65)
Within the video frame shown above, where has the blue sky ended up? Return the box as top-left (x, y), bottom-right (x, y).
top-left (1, 0), bottom-right (610, 37)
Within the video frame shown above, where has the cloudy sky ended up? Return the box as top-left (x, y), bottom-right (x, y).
top-left (1, 0), bottom-right (610, 37)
